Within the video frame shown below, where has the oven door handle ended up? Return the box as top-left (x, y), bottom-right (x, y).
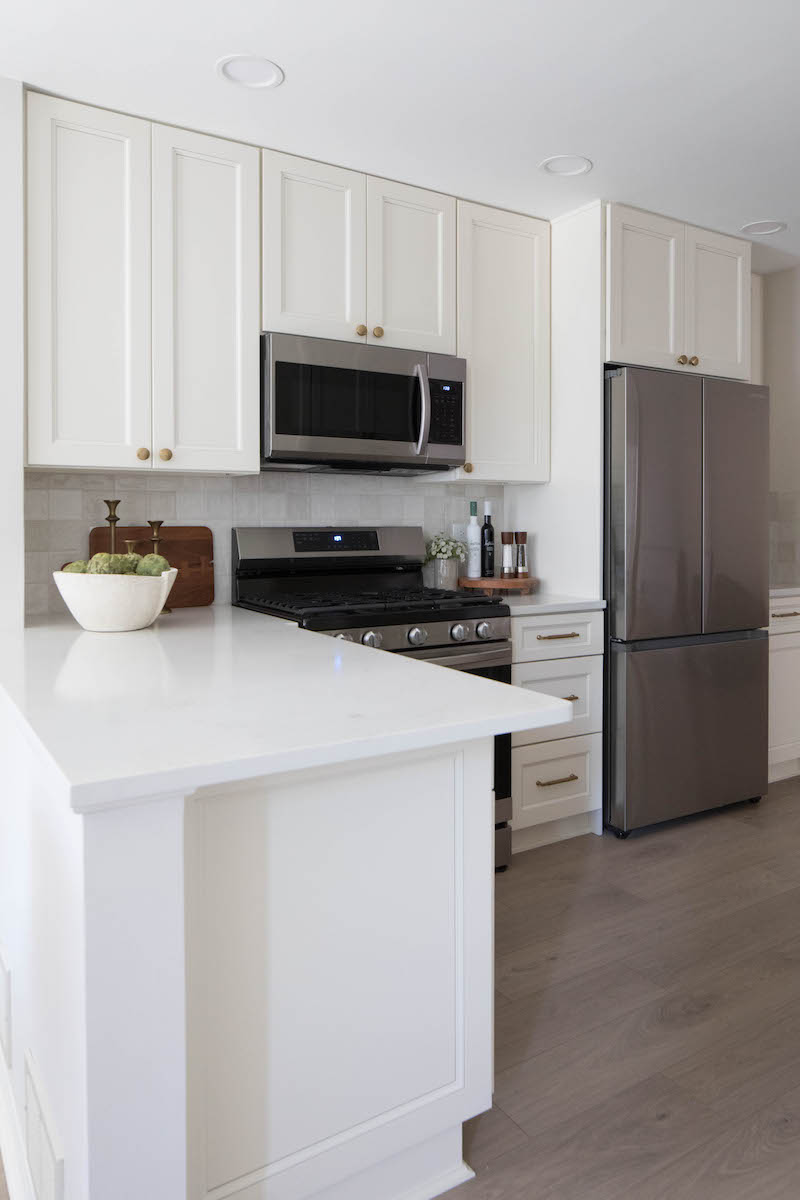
top-left (414, 361), bottom-right (431, 457)
top-left (411, 644), bottom-right (512, 671)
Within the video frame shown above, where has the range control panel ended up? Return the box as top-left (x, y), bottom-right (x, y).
top-left (293, 530), bottom-right (380, 553)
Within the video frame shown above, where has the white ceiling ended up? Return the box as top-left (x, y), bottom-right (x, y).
top-left (3, 0), bottom-right (800, 272)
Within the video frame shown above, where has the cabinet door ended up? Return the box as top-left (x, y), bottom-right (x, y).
top-left (457, 202), bottom-right (550, 482)
top-left (27, 93), bottom-right (151, 469)
top-left (262, 151), bottom-right (366, 341)
top-left (512, 733), bottom-right (602, 830)
top-left (366, 177), bottom-right (455, 353)
top-left (685, 225), bottom-right (750, 380)
top-left (606, 204), bottom-right (685, 371)
top-left (770, 632), bottom-right (800, 764)
top-left (152, 126), bottom-right (260, 473)
top-left (512, 655), bottom-right (603, 746)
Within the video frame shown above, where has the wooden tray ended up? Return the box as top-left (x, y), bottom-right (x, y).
top-left (88, 525), bottom-right (215, 608)
top-left (458, 576), bottom-right (539, 593)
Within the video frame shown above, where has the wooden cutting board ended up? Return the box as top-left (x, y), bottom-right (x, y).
top-left (88, 525), bottom-right (215, 608)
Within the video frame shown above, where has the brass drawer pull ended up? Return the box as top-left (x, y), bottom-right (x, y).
top-left (772, 611), bottom-right (800, 618)
top-left (563, 694), bottom-right (580, 702)
top-left (536, 773), bottom-right (579, 788)
top-left (537, 632), bottom-right (580, 640)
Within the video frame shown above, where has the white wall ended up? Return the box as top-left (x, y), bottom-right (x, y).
top-left (0, 77), bottom-right (25, 630)
top-left (506, 203), bottom-right (605, 598)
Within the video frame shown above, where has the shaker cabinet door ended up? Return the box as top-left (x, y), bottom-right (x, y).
top-left (27, 93), bottom-right (152, 469)
top-left (152, 125), bottom-right (260, 472)
top-left (262, 151), bottom-right (367, 342)
top-left (606, 204), bottom-right (685, 371)
top-left (685, 225), bottom-right (751, 380)
top-left (366, 177), bottom-right (456, 353)
top-left (457, 202), bottom-right (550, 482)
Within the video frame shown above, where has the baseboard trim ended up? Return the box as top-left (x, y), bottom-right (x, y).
top-left (512, 809), bottom-right (601, 854)
top-left (0, 1049), bottom-right (35, 1200)
top-left (769, 759), bottom-right (800, 784)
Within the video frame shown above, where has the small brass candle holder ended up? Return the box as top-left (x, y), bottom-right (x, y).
top-left (147, 520), bottom-right (170, 614)
top-left (103, 500), bottom-right (121, 554)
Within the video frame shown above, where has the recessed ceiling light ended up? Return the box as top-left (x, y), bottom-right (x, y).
top-left (216, 54), bottom-right (285, 89)
top-left (740, 219), bottom-right (787, 236)
top-left (539, 154), bottom-right (594, 177)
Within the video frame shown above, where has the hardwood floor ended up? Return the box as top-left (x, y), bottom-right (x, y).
top-left (448, 778), bottom-right (800, 1199)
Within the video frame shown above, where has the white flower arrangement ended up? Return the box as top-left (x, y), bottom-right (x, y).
top-left (426, 533), bottom-right (467, 563)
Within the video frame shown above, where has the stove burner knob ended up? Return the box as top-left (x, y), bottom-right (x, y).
top-left (361, 630), bottom-right (383, 649)
top-left (334, 632), bottom-right (354, 642)
top-left (450, 623), bottom-right (468, 642)
top-left (407, 626), bottom-right (428, 647)
top-left (476, 621), bottom-right (492, 640)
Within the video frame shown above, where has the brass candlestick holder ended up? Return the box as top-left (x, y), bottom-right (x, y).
top-left (103, 500), bottom-right (121, 554)
top-left (147, 520), bottom-right (170, 614)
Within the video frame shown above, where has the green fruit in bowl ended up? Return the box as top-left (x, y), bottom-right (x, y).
top-left (120, 553), bottom-right (142, 574)
top-left (136, 553), bottom-right (171, 576)
top-left (63, 560), bottom-right (88, 574)
top-left (88, 552), bottom-right (130, 575)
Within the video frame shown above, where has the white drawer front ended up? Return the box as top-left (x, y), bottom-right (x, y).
top-left (512, 656), bottom-right (603, 746)
top-left (512, 610), bottom-right (604, 663)
top-left (769, 596), bottom-right (800, 636)
top-left (512, 733), bottom-right (602, 831)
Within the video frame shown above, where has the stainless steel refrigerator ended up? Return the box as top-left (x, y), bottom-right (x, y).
top-left (604, 366), bottom-right (769, 836)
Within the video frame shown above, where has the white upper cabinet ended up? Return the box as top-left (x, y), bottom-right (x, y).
top-left (606, 205), bottom-right (685, 372)
top-left (685, 226), bottom-right (750, 380)
top-left (262, 152), bottom-right (367, 342)
top-left (152, 126), bottom-right (260, 473)
top-left (606, 203), bottom-right (751, 379)
top-left (454, 202), bottom-right (550, 482)
top-left (366, 177), bottom-right (456, 353)
top-left (27, 93), bottom-right (152, 470)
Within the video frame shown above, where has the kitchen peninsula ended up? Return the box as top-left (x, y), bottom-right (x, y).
top-left (0, 606), bottom-right (569, 1200)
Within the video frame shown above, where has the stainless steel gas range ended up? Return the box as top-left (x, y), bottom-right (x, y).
top-left (232, 526), bottom-right (513, 868)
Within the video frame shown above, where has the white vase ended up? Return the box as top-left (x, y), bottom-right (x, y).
top-left (434, 558), bottom-right (459, 590)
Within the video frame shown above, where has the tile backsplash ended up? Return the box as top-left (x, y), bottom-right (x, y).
top-left (25, 470), bottom-right (504, 617)
top-left (770, 491), bottom-right (800, 588)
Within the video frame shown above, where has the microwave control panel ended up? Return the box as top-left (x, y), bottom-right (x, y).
top-left (428, 380), bottom-right (464, 446)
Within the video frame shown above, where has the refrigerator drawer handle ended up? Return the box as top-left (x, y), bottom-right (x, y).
top-left (536, 773), bottom-right (579, 788)
top-left (562, 694), bottom-right (580, 702)
top-left (537, 632), bottom-right (580, 640)
top-left (772, 611), bottom-right (800, 618)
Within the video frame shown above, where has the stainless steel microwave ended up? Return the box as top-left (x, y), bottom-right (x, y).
top-left (261, 333), bottom-right (466, 473)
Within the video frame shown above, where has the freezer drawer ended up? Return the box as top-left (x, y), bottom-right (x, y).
top-left (606, 632), bottom-right (767, 833)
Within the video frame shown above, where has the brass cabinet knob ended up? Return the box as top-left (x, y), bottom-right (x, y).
top-left (355, 324), bottom-right (367, 336)
top-left (689, 356), bottom-right (700, 366)
top-left (136, 447), bottom-right (151, 461)
top-left (464, 462), bottom-right (474, 473)
top-left (677, 355), bottom-right (688, 365)
top-left (159, 448), bottom-right (173, 462)
top-left (372, 326), bottom-right (384, 338)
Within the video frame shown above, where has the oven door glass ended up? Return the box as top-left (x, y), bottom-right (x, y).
top-left (274, 361), bottom-right (422, 444)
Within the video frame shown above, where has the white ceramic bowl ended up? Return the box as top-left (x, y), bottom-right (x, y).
top-left (53, 568), bottom-right (179, 632)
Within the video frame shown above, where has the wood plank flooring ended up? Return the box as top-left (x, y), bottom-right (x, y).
top-left (447, 778), bottom-right (800, 1199)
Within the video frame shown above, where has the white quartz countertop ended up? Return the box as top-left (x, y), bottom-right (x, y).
top-left (770, 587), bottom-right (800, 598)
top-left (504, 593), bottom-right (606, 616)
top-left (0, 607), bottom-right (571, 812)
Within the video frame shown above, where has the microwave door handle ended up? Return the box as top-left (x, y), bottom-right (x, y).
top-left (414, 362), bottom-right (431, 456)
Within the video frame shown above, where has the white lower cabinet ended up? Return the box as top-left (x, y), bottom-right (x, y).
top-left (769, 594), bottom-right (800, 780)
top-left (510, 610), bottom-right (604, 845)
top-left (512, 734), bottom-right (602, 830)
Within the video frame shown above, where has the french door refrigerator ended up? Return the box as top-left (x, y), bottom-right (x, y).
top-left (604, 366), bottom-right (769, 835)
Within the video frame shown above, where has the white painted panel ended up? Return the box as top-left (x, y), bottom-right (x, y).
top-left (188, 751), bottom-right (477, 1194)
top-left (0, 944), bottom-right (10, 1067)
top-left (262, 151), bottom-right (367, 340)
top-left (457, 202), bottom-right (550, 482)
top-left (751, 272), bottom-right (764, 385)
top-left (152, 125), bottom-right (260, 472)
top-left (512, 655), bottom-right (602, 746)
top-left (27, 93), bottom-right (151, 470)
top-left (24, 1054), bottom-right (64, 1200)
top-left (512, 610), bottom-right (604, 663)
top-left (366, 177), bottom-right (455, 352)
top-left (769, 595), bottom-right (800, 636)
top-left (512, 733), bottom-right (601, 830)
top-left (685, 224), bottom-right (750, 379)
top-left (607, 203), bottom-right (685, 370)
top-left (769, 630), bottom-right (800, 759)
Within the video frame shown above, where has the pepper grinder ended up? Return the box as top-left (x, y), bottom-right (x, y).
top-left (515, 531), bottom-right (529, 579)
top-left (103, 500), bottom-right (121, 554)
top-left (147, 520), bottom-right (170, 614)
